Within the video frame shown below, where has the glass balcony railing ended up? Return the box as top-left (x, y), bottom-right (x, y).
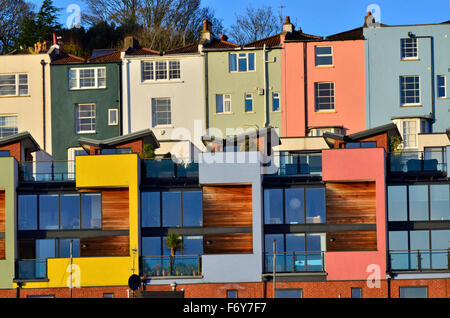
top-left (264, 251), bottom-right (325, 273)
top-left (265, 152), bottom-right (322, 177)
top-left (20, 161), bottom-right (76, 182)
top-left (16, 259), bottom-right (48, 280)
top-left (141, 255), bottom-right (202, 277)
top-left (389, 249), bottom-right (449, 271)
top-left (142, 159), bottom-right (199, 179)
top-left (389, 150), bottom-right (447, 173)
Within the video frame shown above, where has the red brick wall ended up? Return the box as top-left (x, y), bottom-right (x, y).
top-left (0, 286), bottom-right (129, 298)
top-left (0, 142), bottom-right (21, 162)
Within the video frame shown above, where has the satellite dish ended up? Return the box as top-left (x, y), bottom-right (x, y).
top-left (128, 274), bottom-right (141, 291)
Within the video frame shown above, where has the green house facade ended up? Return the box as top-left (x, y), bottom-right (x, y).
top-left (50, 51), bottom-right (122, 161)
top-left (205, 35), bottom-right (282, 138)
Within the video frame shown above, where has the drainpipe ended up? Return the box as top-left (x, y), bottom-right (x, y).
top-left (263, 44), bottom-right (268, 128)
top-left (40, 59), bottom-right (46, 151)
top-left (408, 32), bottom-right (435, 127)
top-left (303, 42), bottom-right (308, 136)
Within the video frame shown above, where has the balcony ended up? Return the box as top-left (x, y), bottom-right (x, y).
top-left (389, 149), bottom-right (447, 175)
top-left (142, 159), bottom-right (199, 179)
top-left (15, 259), bottom-right (48, 280)
top-left (141, 255), bottom-right (202, 278)
top-left (264, 251), bottom-right (325, 273)
top-left (265, 152), bottom-right (322, 177)
top-left (19, 161), bottom-right (76, 182)
top-left (389, 249), bottom-right (450, 271)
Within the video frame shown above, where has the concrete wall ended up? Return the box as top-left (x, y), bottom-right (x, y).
top-left (0, 54), bottom-right (51, 153)
top-left (122, 54), bottom-right (206, 152)
top-left (364, 24), bottom-right (450, 133)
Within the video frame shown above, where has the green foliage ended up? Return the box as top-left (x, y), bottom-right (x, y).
top-left (141, 144), bottom-right (156, 159)
top-left (389, 136), bottom-right (403, 153)
top-left (165, 232), bottom-right (183, 256)
top-left (15, 0), bottom-right (61, 49)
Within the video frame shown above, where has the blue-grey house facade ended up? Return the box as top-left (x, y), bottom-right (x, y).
top-left (364, 22), bottom-right (450, 149)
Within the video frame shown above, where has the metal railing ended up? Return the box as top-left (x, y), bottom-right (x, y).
top-left (389, 249), bottom-right (450, 271)
top-left (141, 255), bottom-right (202, 277)
top-left (264, 251), bottom-right (325, 273)
top-left (142, 159), bottom-right (199, 179)
top-left (15, 259), bottom-right (48, 280)
top-left (265, 152), bottom-right (322, 177)
top-left (19, 161), bottom-right (76, 182)
top-left (389, 149), bottom-right (447, 173)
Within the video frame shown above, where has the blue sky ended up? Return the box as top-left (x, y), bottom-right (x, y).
top-left (29, 0), bottom-right (450, 36)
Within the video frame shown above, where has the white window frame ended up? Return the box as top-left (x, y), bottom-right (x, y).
top-left (309, 127), bottom-right (343, 137)
top-left (141, 60), bottom-right (181, 82)
top-left (75, 103), bottom-right (96, 134)
top-left (0, 114), bottom-right (18, 137)
top-left (151, 98), bottom-right (172, 127)
top-left (216, 94), bottom-right (232, 114)
top-left (69, 67), bottom-right (106, 90)
top-left (314, 82), bottom-right (335, 111)
top-left (401, 38), bottom-right (418, 60)
top-left (229, 52), bottom-right (256, 73)
top-left (400, 75), bottom-right (421, 106)
top-left (0, 74), bottom-right (28, 97)
top-left (244, 93), bottom-right (253, 113)
top-left (315, 46), bottom-right (333, 67)
top-left (437, 75), bottom-right (447, 99)
top-left (108, 108), bottom-right (119, 126)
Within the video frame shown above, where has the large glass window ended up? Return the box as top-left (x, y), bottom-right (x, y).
top-left (410, 231), bottom-right (430, 269)
top-left (18, 195), bottom-right (38, 230)
top-left (388, 186), bottom-right (408, 221)
top-left (142, 237), bottom-right (162, 256)
top-left (431, 230), bottom-right (450, 269)
top-left (430, 184), bottom-right (449, 221)
top-left (39, 195), bottom-right (59, 230)
top-left (182, 192), bottom-right (202, 226)
top-left (59, 239), bottom-right (80, 258)
top-left (409, 185), bottom-right (428, 220)
top-left (60, 194), bottom-right (80, 229)
top-left (141, 192), bottom-right (161, 227)
top-left (285, 188), bottom-right (304, 224)
top-left (81, 193), bottom-right (102, 229)
top-left (264, 189), bottom-right (283, 224)
top-left (162, 192), bottom-right (182, 227)
top-left (183, 236), bottom-right (203, 255)
top-left (264, 187), bottom-right (326, 225)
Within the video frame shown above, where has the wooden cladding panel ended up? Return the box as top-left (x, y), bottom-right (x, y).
top-left (326, 182), bottom-right (376, 224)
top-left (203, 233), bottom-right (253, 255)
top-left (202, 185), bottom-right (253, 228)
top-left (80, 236), bottom-right (129, 257)
top-left (327, 230), bottom-right (377, 252)
top-left (0, 239), bottom-right (4, 259)
top-left (80, 188), bottom-right (129, 230)
top-left (0, 190), bottom-right (5, 232)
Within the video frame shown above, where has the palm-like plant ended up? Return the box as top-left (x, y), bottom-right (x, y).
top-left (166, 232), bottom-right (183, 275)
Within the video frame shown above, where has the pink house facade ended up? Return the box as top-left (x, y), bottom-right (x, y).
top-left (281, 23), bottom-right (367, 137)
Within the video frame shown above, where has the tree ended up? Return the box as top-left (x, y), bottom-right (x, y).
top-left (15, 0), bottom-right (61, 50)
top-left (81, 0), bottom-right (223, 51)
top-left (0, 0), bottom-right (34, 54)
top-left (165, 232), bottom-right (183, 275)
top-left (228, 5), bottom-right (279, 45)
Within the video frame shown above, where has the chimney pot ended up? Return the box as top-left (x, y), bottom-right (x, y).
top-left (220, 34), bottom-right (228, 41)
top-left (282, 16), bottom-right (294, 33)
top-left (201, 20), bottom-right (213, 42)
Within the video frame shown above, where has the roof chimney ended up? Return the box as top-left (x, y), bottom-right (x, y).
top-left (220, 34), bottom-right (228, 41)
top-left (282, 16), bottom-right (294, 33)
top-left (53, 33), bottom-right (57, 46)
top-left (201, 20), bottom-right (212, 42)
top-left (123, 36), bottom-right (139, 52)
top-left (364, 11), bottom-right (376, 27)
